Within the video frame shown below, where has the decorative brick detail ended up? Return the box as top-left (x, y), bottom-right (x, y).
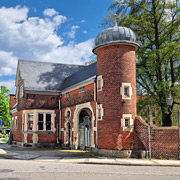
top-left (61, 90), bottom-right (94, 109)
top-left (135, 116), bottom-right (179, 159)
top-left (18, 93), bottom-right (59, 110)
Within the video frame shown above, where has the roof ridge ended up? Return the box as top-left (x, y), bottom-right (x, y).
top-left (18, 59), bottom-right (85, 67)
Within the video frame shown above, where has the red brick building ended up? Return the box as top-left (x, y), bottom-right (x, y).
top-left (10, 25), bottom-right (149, 158)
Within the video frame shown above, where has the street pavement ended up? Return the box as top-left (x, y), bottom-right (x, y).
top-left (0, 140), bottom-right (180, 167)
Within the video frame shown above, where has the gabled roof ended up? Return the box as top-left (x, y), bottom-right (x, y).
top-left (61, 62), bottom-right (97, 91)
top-left (17, 60), bottom-right (85, 92)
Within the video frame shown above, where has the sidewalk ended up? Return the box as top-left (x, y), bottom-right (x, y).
top-left (0, 141), bottom-right (180, 167)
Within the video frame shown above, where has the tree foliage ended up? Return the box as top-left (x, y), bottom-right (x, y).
top-left (103, 0), bottom-right (180, 126)
top-left (0, 86), bottom-right (10, 127)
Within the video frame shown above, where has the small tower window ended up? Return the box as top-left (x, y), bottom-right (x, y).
top-left (97, 104), bottom-right (103, 120)
top-left (98, 109), bottom-right (101, 120)
top-left (120, 83), bottom-right (132, 100)
top-left (97, 75), bottom-right (103, 92)
top-left (121, 114), bottom-right (133, 131)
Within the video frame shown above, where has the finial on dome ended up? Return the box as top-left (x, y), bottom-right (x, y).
top-left (114, 14), bottom-right (118, 27)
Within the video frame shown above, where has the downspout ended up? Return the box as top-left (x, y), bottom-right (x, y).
top-left (94, 76), bottom-right (98, 152)
top-left (58, 94), bottom-right (62, 145)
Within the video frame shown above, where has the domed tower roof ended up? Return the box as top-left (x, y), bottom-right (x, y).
top-left (92, 26), bottom-right (140, 54)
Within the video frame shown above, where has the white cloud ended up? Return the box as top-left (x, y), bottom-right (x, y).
top-left (43, 8), bottom-right (58, 17)
top-left (83, 30), bottom-right (87, 34)
top-left (66, 25), bottom-right (80, 39)
top-left (0, 79), bottom-right (16, 94)
top-left (0, 51), bottom-right (18, 76)
top-left (37, 39), bottom-right (94, 64)
top-left (0, 6), bottom-right (94, 91)
top-left (81, 20), bottom-right (86, 23)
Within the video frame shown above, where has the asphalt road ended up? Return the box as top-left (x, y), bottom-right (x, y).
top-left (0, 159), bottom-right (180, 180)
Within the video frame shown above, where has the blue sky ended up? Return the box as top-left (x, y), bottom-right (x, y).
top-left (0, 0), bottom-right (112, 94)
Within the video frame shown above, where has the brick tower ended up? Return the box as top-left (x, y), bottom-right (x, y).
top-left (92, 25), bottom-right (139, 151)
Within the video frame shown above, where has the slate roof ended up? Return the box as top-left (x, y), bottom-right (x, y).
top-left (61, 61), bottom-right (97, 91)
top-left (18, 60), bottom-right (86, 92)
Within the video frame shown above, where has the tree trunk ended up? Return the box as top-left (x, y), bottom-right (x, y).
top-left (162, 111), bottom-right (172, 126)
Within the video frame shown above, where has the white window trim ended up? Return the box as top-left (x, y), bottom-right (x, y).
top-left (120, 82), bottom-right (132, 100)
top-left (97, 75), bottom-right (103, 92)
top-left (11, 117), bottom-right (14, 130)
top-left (79, 86), bottom-right (85, 93)
top-left (65, 92), bottom-right (70, 98)
top-left (65, 108), bottom-right (71, 120)
top-left (22, 109), bottom-right (56, 133)
top-left (121, 114), bottom-right (133, 132)
top-left (15, 116), bottom-right (18, 130)
top-left (97, 104), bottom-right (104, 120)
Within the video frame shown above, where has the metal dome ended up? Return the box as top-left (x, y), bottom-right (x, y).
top-left (92, 26), bottom-right (139, 54)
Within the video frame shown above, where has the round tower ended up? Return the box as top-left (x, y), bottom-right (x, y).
top-left (93, 26), bottom-right (139, 150)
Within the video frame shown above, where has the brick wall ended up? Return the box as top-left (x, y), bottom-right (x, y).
top-left (135, 116), bottom-right (179, 159)
top-left (38, 133), bottom-right (57, 143)
top-left (11, 110), bottom-right (23, 142)
top-left (9, 94), bottom-right (17, 109)
top-left (61, 83), bottom-right (94, 109)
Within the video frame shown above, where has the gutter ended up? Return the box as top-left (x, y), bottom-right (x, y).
top-left (94, 76), bottom-right (98, 152)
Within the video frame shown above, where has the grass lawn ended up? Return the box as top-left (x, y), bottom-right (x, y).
top-left (0, 137), bottom-right (9, 143)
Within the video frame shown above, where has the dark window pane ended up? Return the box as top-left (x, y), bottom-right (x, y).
top-left (125, 119), bottom-right (129, 127)
top-left (38, 114), bottom-right (43, 130)
top-left (46, 114), bottom-right (51, 130)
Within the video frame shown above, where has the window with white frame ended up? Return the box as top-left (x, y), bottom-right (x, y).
top-left (121, 114), bottom-right (133, 131)
top-left (11, 117), bottom-right (14, 130)
top-left (120, 83), bottom-right (132, 100)
top-left (65, 92), bottom-right (70, 98)
top-left (28, 114), bottom-right (33, 131)
top-left (97, 75), bottom-right (103, 92)
top-left (23, 110), bottom-right (56, 132)
top-left (20, 85), bottom-right (23, 98)
top-left (79, 86), bottom-right (85, 93)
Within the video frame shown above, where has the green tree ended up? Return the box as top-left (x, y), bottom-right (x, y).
top-left (0, 86), bottom-right (10, 127)
top-left (103, 0), bottom-right (180, 126)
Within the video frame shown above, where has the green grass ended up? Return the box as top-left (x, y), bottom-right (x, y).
top-left (1, 137), bottom-right (9, 143)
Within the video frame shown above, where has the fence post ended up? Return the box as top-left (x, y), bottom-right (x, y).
top-left (147, 105), bottom-right (151, 160)
top-left (177, 109), bottom-right (180, 159)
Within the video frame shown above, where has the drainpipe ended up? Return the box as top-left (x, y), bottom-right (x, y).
top-left (58, 94), bottom-right (62, 145)
top-left (94, 76), bottom-right (98, 153)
